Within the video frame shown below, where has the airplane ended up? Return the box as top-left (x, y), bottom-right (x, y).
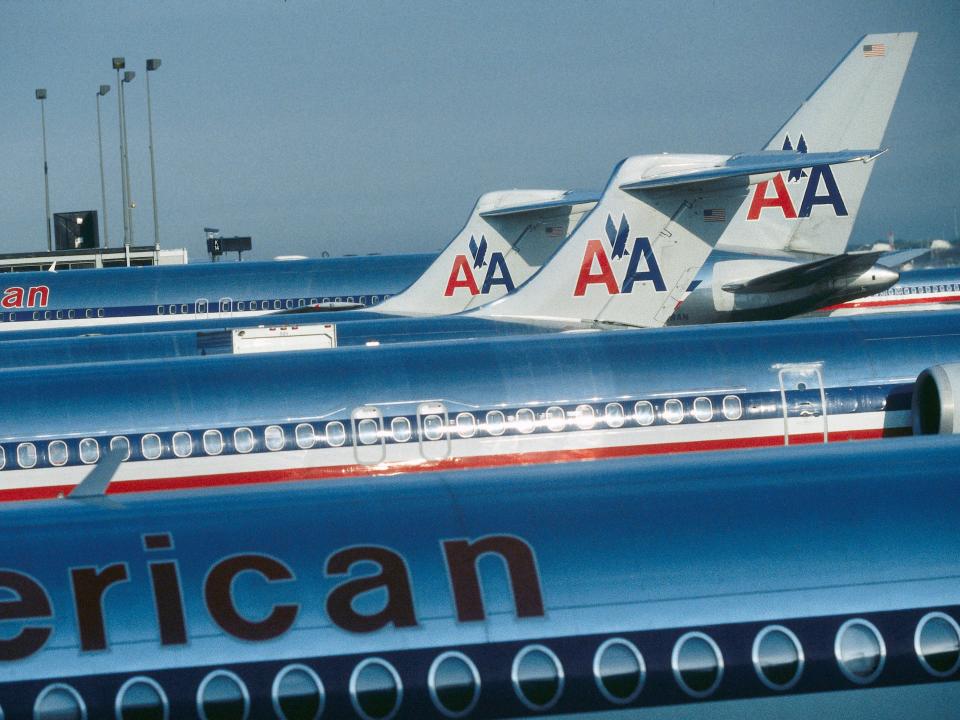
top-left (3, 309), bottom-right (960, 502)
top-left (0, 433), bottom-right (957, 717)
top-left (813, 265), bottom-right (960, 317)
top-left (0, 32), bottom-right (913, 341)
top-left (0, 187), bottom-right (596, 334)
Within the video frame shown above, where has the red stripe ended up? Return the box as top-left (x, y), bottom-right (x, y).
top-left (0, 425), bottom-right (909, 504)
top-left (819, 294), bottom-right (960, 312)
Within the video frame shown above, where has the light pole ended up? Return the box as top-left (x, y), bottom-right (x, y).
top-left (121, 69), bottom-right (136, 250)
top-left (96, 84), bottom-right (111, 248)
top-left (35, 88), bottom-right (52, 251)
top-left (145, 58), bottom-right (161, 252)
top-left (112, 58), bottom-right (129, 247)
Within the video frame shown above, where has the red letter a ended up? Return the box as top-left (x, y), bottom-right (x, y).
top-left (746, 173), bottom-right (798, 220)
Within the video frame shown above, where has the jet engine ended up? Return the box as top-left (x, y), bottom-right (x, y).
top-left (912, 363), bottom-right (960, 434)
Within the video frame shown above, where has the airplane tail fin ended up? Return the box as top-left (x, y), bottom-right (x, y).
top-left (473, 150), bottom-right (877, 328)
top-left (721, 32), bottom-right (916, 255)
top-left (374, 190), bottom-right (597, 317)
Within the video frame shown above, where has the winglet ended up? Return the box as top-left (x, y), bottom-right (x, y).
top-left (68, 447), bottom-right (124, 499)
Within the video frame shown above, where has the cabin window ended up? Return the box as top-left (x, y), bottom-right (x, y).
top-left (237, 301), bottom-right (246, 311)
top-left (97, 308), bottom-right (105, 318)
top-left (485, 410), bottom-right (506, 436)
top-left (594, 638), bottom-right (646, 705)
top-left (273, 665), bottom-right (325, 719)
top-left (78, 438), bottom-right (99, 464)
top-left (326, 421), bottom-right (346, 447)
top-left (835, 619), bottom-right (885, 685)
top-left (634, 401), bottom-right (655, 426)
top-left (142, 434), bottom-right (162, 460)
top-left (56, 310), bottom-right (63, 320)
top-left (286, 299), bottom-right (295, 309)
top-left (172, 432), bottom-right (192, 458)
top-left (169, 305), bottom-right (177, 315)
top-left (262, 300), bottom-right (270, 310)
top-left (110, 436), bottom-right (131, 461)
top-left (86, 309), bottom-right (94, 318)
top-left (116, 677), bottom-right (168, 720)
top-left (44, 310), bottom-right (51, 320)
top-left (545, 406), bottom-right (566, 432)
top-left (428, 651), bottom-right (481, 717)
top-left (915, 612), bottom-right (960, 678)
top-left (33, 311), bottom-right (40, 320)
top-left (0, 446), bottom-right (5, 470)
top-left (264, 425), bottom-right (285, 451)
top-left (673, 632), bottom-right (723, 698)
top-left (423, 414), bottom-right (445, 441)
top-left (310, 297), bottom-right (319, 305)
top-left (157, 305), bottom-right (164, 315)
top-left (203, 430), bottom-right (224, 456)
top-left (372, 295), bottom-right (380, 304)
top-left (197, 670), bottom-right (249, 720)
top-left (603, 403), bottom-right (625, 428)
top-left (350, 659), bottom-right (402, 720)
top-left (17, 443), bottom-right (37, 469)
top-left (455, 412), bottom-right (477, 438)
top-left (722, 395), bottom-right (743, 420)
top-left (295, 423), bottom-right (316, 449)
top-left (274, 300), bottom-right (282, 310)
top-left (234, 428), bottom-right (255, 454)
top-left (515, 408), bottom-right (536, 434)
top-left (391, 417), bottom-right (412, 443)
top-left (180, 304), bottom-right (188, 314)
top-left (575, 404), bottom-right (596, 430)
top-left (753, 625), bottom-right (804, 691)
top-left (47, 440), bottom-right (69, 467)
top-left (357, 419), bottom-right (380, 445)
top-left (663, 399), bottom-right (684, 424)
top-left (68, 309), bottom-right (75, 319)
top-left (34, 684), bottom-right (87, 720)
top-left (693, 397), bottom-right (713, 422)
top-left (512, 645), bottom-right (564, 712)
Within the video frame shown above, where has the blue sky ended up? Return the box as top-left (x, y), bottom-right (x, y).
top-left (1, 1), bottom-right (957, 260)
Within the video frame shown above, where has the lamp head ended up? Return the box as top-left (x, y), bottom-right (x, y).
top-left (146, 58), bottom-right (161, 71)
top-left (98, 84), bottom-right (110, 96)
top-left (112, 57), bottom-right (125, 70)
top-left (123, 71), bottom-right (135, 83)
top-left (35, 88), bottom-right (47, 100)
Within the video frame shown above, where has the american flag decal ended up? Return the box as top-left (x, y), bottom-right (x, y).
top-left (546, 225), bottom-right (564, 237)
top-left (863, 43), bottom-right (886, 57)
top-left (703, 208), bottom-right (726, 222)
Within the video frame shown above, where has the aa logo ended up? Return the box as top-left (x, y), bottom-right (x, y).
top-left (747, 134), bottom-right (848, 220)
top-left (443, 235), bottom-right (515, 296)
top-left (573, 215), bottom-right (666, 297)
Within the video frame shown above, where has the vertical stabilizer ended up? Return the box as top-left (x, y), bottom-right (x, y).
top-left (720, 32), bottom-right (916, 255)
top-left (376, 190), bottom-right (596, 316)
top-left (473, 155), bottom-right (747, 327)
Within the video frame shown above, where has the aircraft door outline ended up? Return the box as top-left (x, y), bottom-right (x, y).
top-left (417, 401), bottom-right (451, 461)
top-left (352, 406), bottom-right (386, 465)
top-left (777, 365), bottom-right (828, 445)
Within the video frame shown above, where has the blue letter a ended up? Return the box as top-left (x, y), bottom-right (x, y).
top-left (481, 253), bottom-right (516, 294)
top-left (620, 237), bottom-right (666, 293)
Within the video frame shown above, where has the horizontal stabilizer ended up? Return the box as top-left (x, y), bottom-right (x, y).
top-left (877, 248), bottom-right (929, 268)
top-left (722, 251), bottom-right (886, 293)
top-left (479, 189), bottom-right (600, 218)
top-left (620, 149), bottom-right (883, 191)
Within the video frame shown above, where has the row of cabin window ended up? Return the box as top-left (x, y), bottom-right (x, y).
top-left (886, 283), bottom-right (960, 296)
top-left (154, 295), bottom-right (383, 315)
top-left (1, 396), bottom-right (745, 470)
top-left (0, 294), bottom-right (392, 323)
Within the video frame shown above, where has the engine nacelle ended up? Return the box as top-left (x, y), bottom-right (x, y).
top-left (912, 363), bottom-right (960, 435)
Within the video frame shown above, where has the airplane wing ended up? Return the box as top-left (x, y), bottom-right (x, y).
top-left (479, 190), bottom-right (600, 217)
top-left (721, 251), bottom-right (888, 293)
top-left (620, 149), bottom-right (885, 191)
top-left (877, 248), bottom-right (929, 268)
